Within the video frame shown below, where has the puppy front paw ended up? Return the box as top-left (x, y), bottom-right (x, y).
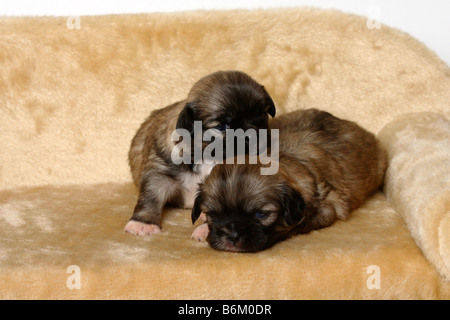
top-left (191, 223), bottom-right (209, 242)
top-left (124, 220), bottom-right (161, 236)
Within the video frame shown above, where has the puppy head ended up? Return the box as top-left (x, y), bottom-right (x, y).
top-left (176, 70), bottom-right (276, 135)
top-left (191, 163), bottom-right (306, 252)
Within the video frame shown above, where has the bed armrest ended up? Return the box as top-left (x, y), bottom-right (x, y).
top-left (378, 112), bottom-right (450, 280)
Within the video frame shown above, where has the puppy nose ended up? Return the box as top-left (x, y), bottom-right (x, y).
top-left (227, 231), bottom-right (240, 245)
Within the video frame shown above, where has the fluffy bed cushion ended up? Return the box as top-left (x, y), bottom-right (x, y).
top-left (0, 8), bottom-right (449, 299)
top-left (0, 184), bottom-right (448, 299)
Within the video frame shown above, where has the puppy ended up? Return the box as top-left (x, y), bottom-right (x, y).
top-left (125, 71), bottom-right (276, 235)
top-left (191, 109), bottom-right (387, 252)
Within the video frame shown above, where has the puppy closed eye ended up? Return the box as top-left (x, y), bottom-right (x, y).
top-left (215, 123), bottom-right (230, 132)
top-left (254, 210), bottom-right (277, 226)
top-left (254, 211), bottom-right (269, 219)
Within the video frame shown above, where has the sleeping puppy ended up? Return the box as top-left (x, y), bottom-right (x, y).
top-left (125, 70), bottom-right (276, 235)
top-left (191, 109), bottom-right (387, 252)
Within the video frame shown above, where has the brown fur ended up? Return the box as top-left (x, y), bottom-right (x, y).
top-left (192, 109), bottom-right (387, 252)
top-left (126, 70), bottom-right (275, 235)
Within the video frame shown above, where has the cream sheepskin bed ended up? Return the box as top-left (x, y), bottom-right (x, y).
top-left (0, 8), bottom-right (449, 299)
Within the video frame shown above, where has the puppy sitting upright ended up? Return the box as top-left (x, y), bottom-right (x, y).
top-left (125, 71), bottom-right (276, 236)
top-left (191, 109), bottom-right (387, 252)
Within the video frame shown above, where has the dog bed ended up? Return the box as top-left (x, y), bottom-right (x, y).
top-left (0, 8), bottom-right (449, 299)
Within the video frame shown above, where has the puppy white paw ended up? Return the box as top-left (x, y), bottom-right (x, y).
top-left (191, 223), bottom-right (209, 242)
top-left (124, 220), bottom-right (161, 236)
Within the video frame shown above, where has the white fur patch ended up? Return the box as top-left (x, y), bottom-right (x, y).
top-left (181, 162), bottom-right (215, 208)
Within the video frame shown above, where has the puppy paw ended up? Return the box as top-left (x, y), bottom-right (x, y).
top-left (124, 220), bottom-right (161, 236)
top-left (191, 223), bottom-right (209, 242)
top-left (199, 212), bottom-right (207, 221)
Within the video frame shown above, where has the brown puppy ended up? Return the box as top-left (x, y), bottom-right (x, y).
top-left (125, 71), bottom-right (276, 235)
top-left (191, 109), bottom-right (387, 252)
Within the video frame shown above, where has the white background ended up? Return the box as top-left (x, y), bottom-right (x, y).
top-left (1, 0), bottom-right (449, 66)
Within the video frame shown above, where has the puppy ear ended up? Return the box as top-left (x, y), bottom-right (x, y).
top-left (191, 192), bottom-right (203, 224)
top-left (267, 97), bottom-right (276, 118)
top-left (284, 186), bottom-right (305, 226)
top-left (176, 102), bottom-right (196, 134)
top-left (262, 86), bottom-right (276, 118)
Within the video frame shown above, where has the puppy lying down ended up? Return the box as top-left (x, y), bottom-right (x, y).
top-left (191, 109), bottom-right (387, 252)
